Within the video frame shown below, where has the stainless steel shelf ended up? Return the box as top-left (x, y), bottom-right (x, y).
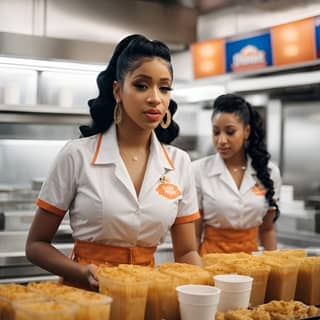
top-left (0, 104), bottom-right (89, 115)
top-left (0, 104), bottom-right (90, 124)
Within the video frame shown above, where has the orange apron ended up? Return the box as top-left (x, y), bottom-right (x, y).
top-left (199, 225), bottom-right (258, 255)
top-left (72, 240), bottom-right (156, 266)
top-left (63, 240), bottom-right (157, 289)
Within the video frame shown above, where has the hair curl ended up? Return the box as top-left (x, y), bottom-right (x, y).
top-left (79, 34), bottom-right (179, 144)
top-left (212, 94), bottom-right (280, 221)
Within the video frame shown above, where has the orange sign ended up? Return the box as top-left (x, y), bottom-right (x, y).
top-left (271, 18), bottom-right (316, 66)
top-left (156, 183), bottom-right (181, 200)
top-left (191, 38), bottom-right (225, 78)
top-left (252, 183), bottom-right (266, 196)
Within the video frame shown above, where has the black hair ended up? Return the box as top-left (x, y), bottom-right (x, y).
top-left (79, 34), bottom-right (179, 144)
top-left (212, 94), bottom-right (280, 221)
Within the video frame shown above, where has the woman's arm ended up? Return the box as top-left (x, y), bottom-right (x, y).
top-left (170, 221), bottom-right (202, 266)
top-left (195, 214), bottom-right (203, 251)
top-left (258, 209), bottom-right (277, 250)
top-left (26, 207), bottom-right (98, 288)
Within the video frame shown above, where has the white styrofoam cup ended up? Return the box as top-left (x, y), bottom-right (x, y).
top-left (176, 284), bottom-right (221, 320)
top-left (214, 274), bottom-right (253, 312)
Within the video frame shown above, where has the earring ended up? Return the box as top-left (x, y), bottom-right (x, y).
top-left (244, 139), bottom-right (249, 149)
top-left (113, 102), bottom-right (122, 124)
top-left (160, 110), bottom-right (171, 129)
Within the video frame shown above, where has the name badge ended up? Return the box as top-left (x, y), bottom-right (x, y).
top-left (156, 175), bottom-right (181, 200)
top-left (252, 183), bottom-right (266, 196)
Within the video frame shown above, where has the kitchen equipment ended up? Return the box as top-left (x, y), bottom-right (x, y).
top-left (0, 190), bottom-right (73, 283)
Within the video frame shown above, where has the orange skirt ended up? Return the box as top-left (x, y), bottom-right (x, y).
top-left (63, 240), bottom-right (157, 289)
top-left (199, 225), bottom-right (258, 255)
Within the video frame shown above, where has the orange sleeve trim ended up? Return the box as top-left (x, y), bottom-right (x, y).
top-left (36, 198), bottom-right (66, 217)
top-left (91, 133), bottom-right (103, 165)
top-left (161, 144), bottom-right (175, 169)
top-left (174, 211), bottom-right (200, 225)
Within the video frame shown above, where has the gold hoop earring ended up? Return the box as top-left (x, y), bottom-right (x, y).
top-left (113, 102), bottom-right (122, 124)
top-left (160, 110), bottom-right (171, 129)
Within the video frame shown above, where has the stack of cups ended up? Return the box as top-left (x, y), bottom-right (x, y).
top-left (213, 274), bottom-right (253, 312)
top-left (176, 284), bottom-right (221, 320)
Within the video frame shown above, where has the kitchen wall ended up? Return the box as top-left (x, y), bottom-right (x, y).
top-left (198, 0), bottom-right (320, 40)
top-left (282, 102), bottom-right (320, 199)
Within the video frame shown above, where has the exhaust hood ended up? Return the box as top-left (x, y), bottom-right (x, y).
top-left (0, 32), bottom-right (114, 65)
top-left (0, 0), bottom-right (197, 64)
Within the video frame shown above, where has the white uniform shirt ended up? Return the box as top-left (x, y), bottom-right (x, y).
top-left (36, 124), bottom-right (199, 247)
top-left (192, 153), bottom-right (281, 229)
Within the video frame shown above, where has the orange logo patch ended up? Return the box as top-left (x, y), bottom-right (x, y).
top-left (156, 183), bottom-right (181, 200)
top-left (252, 183), bottom-right (266, 196)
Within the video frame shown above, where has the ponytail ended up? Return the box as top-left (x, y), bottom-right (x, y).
top-left (246, 103), bottom-right (280, 221)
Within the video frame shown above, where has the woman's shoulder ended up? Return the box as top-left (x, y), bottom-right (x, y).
top-left (162, 144), bottom-right (190, 162)
top-left (59, 134), bottom-right (100, 158)
top-left (192, 154), bottom-right (217, 170)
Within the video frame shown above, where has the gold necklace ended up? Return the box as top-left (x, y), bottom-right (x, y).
top-left (231, 166), bottom-right (246, 172)
top-left (121, 151), bottom-right (139, 161)
top-left (120, 148), bottom-right (147, 162)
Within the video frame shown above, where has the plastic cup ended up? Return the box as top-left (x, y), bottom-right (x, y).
top-left (213, 274), bottom-right (253, 312)
top-left (176, 284), bottom-right (221, 320)
top-left (98, 276), bottom-right (149, 320)
top-left (13, 300), bottom-right (78, 320)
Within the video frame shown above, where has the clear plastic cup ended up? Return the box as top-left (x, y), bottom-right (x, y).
top-left (213, 274), bottom-right (253, 312)
top-left (176, 284), bottom-right (221, 320)
top-left (13, 300), bottom-right (78, 320)
top-left (97, 270), bottom-right (149, 320)
top-left (28, 281), bottom-right (113, 320)
top-left (0, 284), bottom-right (45, 320)
top-left (56, 290), bottom-right (112, 320)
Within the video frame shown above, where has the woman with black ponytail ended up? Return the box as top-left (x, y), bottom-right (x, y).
top-left (26, 34), bottom-right (201, 290)
top-left (192, 94), bottom-right (281, 254)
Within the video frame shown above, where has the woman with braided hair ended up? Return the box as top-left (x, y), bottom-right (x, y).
top-left (26, 34), bottom-right (201, 290)
top-left (192, 94), bottom-right (281, 254)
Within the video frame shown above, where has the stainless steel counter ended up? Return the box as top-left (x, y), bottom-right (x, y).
top-left (0, 201), bottom-right (74, 283)
top-left (0, 243), bottom-right (73, 284)
top-left (277, 230), bottom-right (320, 253)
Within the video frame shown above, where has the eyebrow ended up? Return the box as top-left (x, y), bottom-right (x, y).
top-left (133, 74), bottom-right (171, 81)
top-left (213, 124), bottom-right (237, 128)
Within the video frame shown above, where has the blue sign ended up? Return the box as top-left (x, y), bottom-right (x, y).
top-left (315, 17), bottom-right (320, 58)
top-left (226, 32), bottom-right (273, 73)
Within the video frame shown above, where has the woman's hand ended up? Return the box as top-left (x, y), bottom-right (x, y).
top-left (81, 264), bottom-right (99, 290)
